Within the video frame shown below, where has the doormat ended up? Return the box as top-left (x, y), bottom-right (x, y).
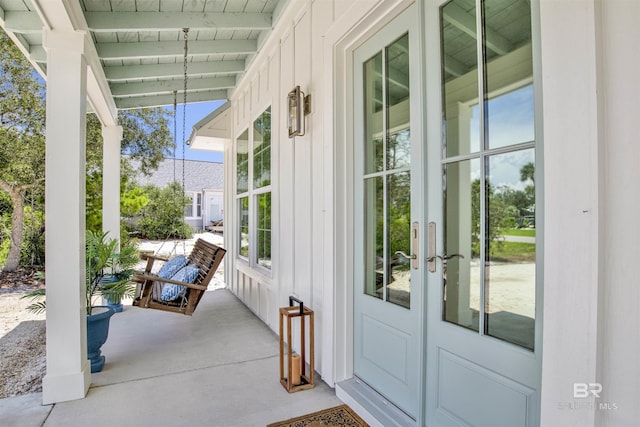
top-left (266, 404), bottom-right (369, 427)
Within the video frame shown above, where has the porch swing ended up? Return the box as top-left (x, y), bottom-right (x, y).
top-left (132, 28), bottom-right (226, 316)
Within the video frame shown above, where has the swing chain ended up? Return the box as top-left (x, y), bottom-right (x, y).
top-left (182, 28), bottom-right (189, 251)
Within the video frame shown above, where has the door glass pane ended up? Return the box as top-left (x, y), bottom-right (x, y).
top-left (485, 150), bottom-right (535, 349)
top-left (387, 172), bottom-right (411, 308)
top-left (239, 197), bottom-right (249, 258)
top-left (386, 34), bottom-right (410, 171)
top-left (441, 0), bottom-right (480, 157)
top-left (483, 0), bottom-right (533, 149)
top-left (443, 159), bottom-right (480, 331)
top-left (364, 53), bottom-right (383, 174)
top-left (236, 130), bottom-right (249, 194)
top-left (256, 192), bottom-right (271, 269)
top-left (364, 176), bottom-right (384, 300)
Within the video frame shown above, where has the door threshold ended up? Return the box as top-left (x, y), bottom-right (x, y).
top-left (336, 377), bottom-right (416, 427)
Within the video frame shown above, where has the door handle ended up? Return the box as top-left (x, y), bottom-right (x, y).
top-left (394, 222), bottom-right (419, 270)
top-left (427, 222), bottom-right (465, 272)
top-left (395, 251), bottom-right (415, 260)
top-left (425, 253), bottom-right (465, 262)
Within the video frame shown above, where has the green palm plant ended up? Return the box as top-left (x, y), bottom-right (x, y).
top-left (23, 230), bottom-right (138, 315)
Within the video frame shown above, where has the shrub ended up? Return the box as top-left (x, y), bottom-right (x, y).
top-left (133, 182), bottom-right (193, 240)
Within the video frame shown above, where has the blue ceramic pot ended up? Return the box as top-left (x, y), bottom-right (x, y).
top-left (87, 306), bottom-right (115, 373)
top-left (100, 275), bottom-right (123, 312)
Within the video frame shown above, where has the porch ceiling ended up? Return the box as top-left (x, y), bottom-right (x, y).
top-left (0, 0), bottom-right (286, 113)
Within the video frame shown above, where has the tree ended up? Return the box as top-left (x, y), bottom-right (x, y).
top-left (520, 162), bottom-right (535, 184)
top-left (134, 182), bottom-right (193, 240)
top-left (0, 29), bottom-right (46, 271)
top-left (0, 28), bottom-right (173, 270)
top-left (85, 108), bottom-right (173, 234)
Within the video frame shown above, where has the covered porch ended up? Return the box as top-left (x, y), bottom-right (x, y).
top-left (2, 288), bottom-right (342, 427)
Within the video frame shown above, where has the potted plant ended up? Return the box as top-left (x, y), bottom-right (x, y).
top-left (24, 230), bottom-right (138, 372)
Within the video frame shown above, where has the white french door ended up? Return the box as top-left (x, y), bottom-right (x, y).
top-left (424, 0), bottom-right (542, 425)
top-left (353, 6), bottom-right (423, 420)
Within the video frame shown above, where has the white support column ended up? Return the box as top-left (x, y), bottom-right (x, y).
top-left (42, 29), bottom-right (91, 404)
top-left (539, 1), bottom-right (602, 426)
top-left (102, 126), bottom-right (122, 243)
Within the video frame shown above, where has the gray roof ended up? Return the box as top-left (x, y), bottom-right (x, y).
top-left (129, 158), bottom-right (223, 192)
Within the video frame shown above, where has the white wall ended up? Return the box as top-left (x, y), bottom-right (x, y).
top-left (597, 1), bottom-right (640, 425)
top-left (224, 0), bottom-right (340, 381)
top-left (539, 0), bottom-right (640, 425)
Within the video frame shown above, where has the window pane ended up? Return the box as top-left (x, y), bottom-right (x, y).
top-left (364, 52), bottom-right (383, 174)
top-left (482, 0), bottom-right (534, 149)
top-left (387, 172), bottom-right (411, 308)
top-left (184, 193), bottom-right (193, 217)
top-left (441, 0), bottom-right (480, 157)
top-left (236, 130), bottom-right (249, 194)
top-left (364, 176), bottom-right (384, 300)
top-left (253, 107), bottom-right (271, 188)
top-left (485, 149), bottom-right (535, 349)
top-left (256, 192), bottom-right (271, 269)
top-left (443, 159), bottom-right (480, 331)
top-left (239, 197), bottom-right (249, 258)
top-left (196, 193), bottom-right (202, 218)
top-left (386, 34), bottom-right (410, 171)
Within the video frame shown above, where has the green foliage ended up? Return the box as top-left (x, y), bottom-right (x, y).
top-left (20, 205), bottom-right (44, 266)
top-left (0, 30), bottom-right (46, 271)
top-left (85, 108), bottom-right (172, 232)
top-left (256, 193), bottom-right (271, 263)
top-left (0, 30), bottom-right (45, 135)
top-left (0, 30), bottom-right (46, 187)
top-left (121, 186), bottom-right (149, 218)
top-left (21, 288), bottom-right (46, 314)
top-left (0, 238), bottom-right (9, 266)
top-left (23, 231), bottom-right (139, 315)
top-left (470, 161), bottom-right (537, 258)
top-left (119, 108), bottom-right (174, 175)
top-left (488, 241), bottom-right (535, 263)
top-left (503, 228), bottom-right (536, 237)
top-left (134, 182), bottom-right (194, 240)
top-left (0, 192), bottom-right (10, 265)
top-left (85, 231), bottom-right (138, 315)
top-left (520, 162), bottom-right (535, 184)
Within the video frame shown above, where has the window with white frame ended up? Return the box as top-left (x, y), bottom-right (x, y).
top-left (236, 107), bottom-right (272, 270)
top-left (184, 192), bottom-right (202, 218)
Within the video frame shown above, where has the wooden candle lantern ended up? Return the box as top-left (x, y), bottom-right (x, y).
top-left (279, 296), bottom-right (315, 392)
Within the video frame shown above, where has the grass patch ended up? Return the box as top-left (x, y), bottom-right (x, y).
top-left (489, 241), bottom-right (535, 263)
top-left (503, 228), bottom-right (536, 237)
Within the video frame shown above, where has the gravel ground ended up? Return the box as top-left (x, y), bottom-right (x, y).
top-left (0, 269), bottom-right (46, 399)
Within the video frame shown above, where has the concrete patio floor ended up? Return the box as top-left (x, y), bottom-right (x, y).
top-left (0, 289), bottom-right (341, 427)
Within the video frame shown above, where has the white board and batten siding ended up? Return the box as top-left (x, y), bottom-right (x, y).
top-left (224, 0), bottom-right (343, 380)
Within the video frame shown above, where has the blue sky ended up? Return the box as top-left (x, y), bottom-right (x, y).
top-left (167, 100), bottom-right (226, 163)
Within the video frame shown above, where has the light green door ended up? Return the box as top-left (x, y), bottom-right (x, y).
top-left (353, 6), bottom-right (423, 419)
top-left (424, 0), bottom-right (541, 425)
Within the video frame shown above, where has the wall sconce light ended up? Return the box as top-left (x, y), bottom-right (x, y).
top-left (287, 86), bottom-right (311, 138)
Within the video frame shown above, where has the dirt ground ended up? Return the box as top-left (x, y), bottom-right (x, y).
top-left (0, 268), bottom-right (46, 399)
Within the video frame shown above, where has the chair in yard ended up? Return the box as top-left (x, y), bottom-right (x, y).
top-left (132, 239), bottom-right (226, 316)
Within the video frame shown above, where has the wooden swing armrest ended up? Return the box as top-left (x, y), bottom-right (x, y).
top-left (140, 253), bottom-right (169, 262)
top-left (133, 273), bottom-right (208, 291)
top-left (138, 253), bottom-right (169, 274)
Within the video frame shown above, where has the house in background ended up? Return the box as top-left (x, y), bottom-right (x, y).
top-left (3, 0), bottom-right (638, 426)
top-left (129, 158), bottom-right (224, 232)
